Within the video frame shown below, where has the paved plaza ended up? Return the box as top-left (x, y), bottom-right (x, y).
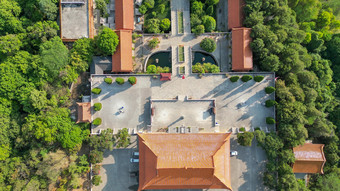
top-left (61, 3), bottom-right (89, 39)
top-left (91, 73), bottom-right (275, 134)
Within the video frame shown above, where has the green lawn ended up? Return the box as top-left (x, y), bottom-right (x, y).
top-left (179, 66), bottom-right (185, 74)
top-left (178, 46), bottom-right (184, 62)
top-left (178, 11), bottom-right (184, 34)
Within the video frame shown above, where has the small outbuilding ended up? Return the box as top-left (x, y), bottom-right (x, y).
top-left (231, 27), bottom-right (253, 71)
top-left (76, 102), bottom-right (91, 123)
top-left (292, 143), bottom-right (326, 174)
top-left (160, 73), bottom-right (171, 81)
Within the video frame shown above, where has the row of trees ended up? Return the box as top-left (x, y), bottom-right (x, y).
top-left (243, 0), bottom-right (339, 190)
top-left (140, 0), bottom-right (171, 33)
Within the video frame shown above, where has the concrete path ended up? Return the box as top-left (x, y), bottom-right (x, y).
top-left (171, 0), bottom-right (191, 35)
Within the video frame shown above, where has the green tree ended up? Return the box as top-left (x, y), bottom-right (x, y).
top-left (0, 0), bottom-right (23, 35)
top-left (116, 128), bottom-right (130, 148)
top-left (310, 172), bottom-right (340, 191)
top-left (92, 175), bottom-right (102, 186)
top-left (38, 0), bottom-right (58, 20)
top-left (237, 132), bottom-right (254, 146)
top-left (95, 0), bottom-right (108, 17)
top-left (0, 34), bottom-right (22, 60)
top-left (89, 129), bottom-right (115, 151)
top-left (203, 16), bottom-right (216, 32)
top-left (191, 1), bottom-right (204, 16)
top-left (160, 18), bottom-right (171, 31)
top-left (139, 5), bottom-right (147, 14)
top-left (143, 0), bottom-right (154, 9)
top-left (26, 21), bottom-right (59, 51)
top-left (144, 18), bottom-right (160, 33)
top-left (96, 27), bottom-right (119, 55)
top-left (40, 37), bottom-right (69, 82)
top-left (200, 38), bottom-right (216, 52)
top-left (71, 38), bottom-right (95, 63)
top-left (148, 37), bottom-right (160, 49)
top-left (207, 0), bottom-right (219, 5)
top-left (193, 25), bottom-right (205, 35)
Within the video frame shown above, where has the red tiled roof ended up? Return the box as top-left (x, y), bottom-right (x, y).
top-left (115, 0), bottom-right (134, 30)
top-left (160, 73), bottom-right (171, 81)
top-left (112, 30), bottom-right (133, 72)
top-left (292, 143), bottom-right (326, 174)
top-left (138, 133), bottom-right (232, 191)
top-left (76, 102), bottom-right (91, 123)
top-left (232, 27), bottom-right (253, 71)
top-left (228, 0), bottom-right (245, 29)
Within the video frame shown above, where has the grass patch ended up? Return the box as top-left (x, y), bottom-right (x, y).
top-left (179, 66), bottom-right (185, 74)
top-left (178, 11), bottom-right (184, 34)
top-left (178, 46), bottom-right (184, 62)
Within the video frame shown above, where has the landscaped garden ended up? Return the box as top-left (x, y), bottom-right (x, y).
top-left (178, 45), bottom-right (184, 62)
top-left (146, 51), bottom-right (172, 73)
top-left (178, 11), bottom-right (184, 34)
top-left (190, 0), bottom-right (218, 34)
top-left (139, 0), bottom-right (171, 33)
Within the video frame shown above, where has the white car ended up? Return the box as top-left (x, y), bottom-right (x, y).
top-left (230, 151), bottom-right (238, 156)
top-left (133, 152), bottom-right (139, 156)
top-left (130, 158), bottom-right (139, 163)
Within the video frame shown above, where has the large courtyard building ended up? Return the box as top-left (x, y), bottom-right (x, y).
top-left (138, 133), bottom-right (232, 191)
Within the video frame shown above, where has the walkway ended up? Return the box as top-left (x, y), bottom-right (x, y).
top-left (170, 0), bottom-right (191, 35)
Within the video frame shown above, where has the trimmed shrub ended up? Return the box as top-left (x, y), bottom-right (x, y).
top-left (237, 132), bottom-right (254, 146)
top-left (104, 77), bottom-right (112, 84)
top-left (241, 75), bottom-right (253, 82)
top-left (94, 103), bottom-right (102, 111)
top-left (93, 118), bottom-right (102, 126)
top-left (93, 165), bottom-right (101, 175)
top-left (265, 86), bottom-right (276, 94)
top-left (266, 117), bottom-right (276, 124)
top-left (230, 76), bottom-right (240, 82)
top-left (148, 37), bottom-right (160, 49)
top-left (115, 77), bottom-right (125, 85)
top-left (255, 127), bottom-right (261, 131)
top-left (92, 175), bottom-right (102, 186)
top-left (202, 16), bottom-right (216, 32)
top-left (239, 127), bottom-right (245, 132)
top-left (193, 25), bottom-right (205, 35)
top-left (160, 18), bottom-right (171, 31)
top-left (254, 75), bottom-right (264, 82)
top-left (265, 100), bottom-right (276, 107)
top-left (91, 88), bottom-right (101, 94)
top-left (128, 76), bottom-right (137, 85)
top-left (200, 38), bottom-right (216, 52)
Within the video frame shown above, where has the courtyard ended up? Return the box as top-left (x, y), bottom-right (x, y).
top-left (91, 73), bottom-right (275, 134)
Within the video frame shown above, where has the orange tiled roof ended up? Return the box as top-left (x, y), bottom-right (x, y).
top-left (228, 0), bottom-right (245, 29)
top-left (138, 133), bottom-right (232, 191)
top-left (292, 143), bottom-right (326, 174)
top-left (115, 0), bottom-right (134, 30)
top-left (232, 27), bottom-right (253, 71)
top-left (160, 73), bottom-right (171, 81)
top-left (76, 102), bottom-right (91, 123)
top-left (112, 30), bottom-right (133, 72)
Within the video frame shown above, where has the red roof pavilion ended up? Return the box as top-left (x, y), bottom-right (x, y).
top-left (292, 143), bottom-right (326, 174)
top-left (76, 102), bottom-right (91, 123)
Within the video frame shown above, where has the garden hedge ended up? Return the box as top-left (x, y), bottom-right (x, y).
top-left (265, 86), bottom-right (276, 94)
top-left (115, 77), bottom-right (125, 85)
top-left (91, 88), bottom-right (102, 94)
top-left (104, 77), bottom-right (112, 84)
top-left (94, 103), bottom-right (102, 111)
top-left (93, 118), bottom-right (102, 126)
top-left (241, 75), bottom-right (253, 82)
top-left (230, 76), bottom-right (239, 82)
top-left (266, 117), bottom-right (276, 124)
top-left (254, 75), bottom-right (264, 82)
top-left (128, 76), bottom-right (137, 85)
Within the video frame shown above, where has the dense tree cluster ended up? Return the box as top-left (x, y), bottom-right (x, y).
top-left (244, 0), bottom-right (340, 190)
top-left (190, 0), bottom-right (218, 34)
top-left (140, 0), bottom-right (171, 33)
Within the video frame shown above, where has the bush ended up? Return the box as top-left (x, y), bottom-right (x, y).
top-left (239, 127), bottom-right (245, 132)
top-left (237, 132), bottom-right (254, 146)
top-left (241, 75), bottom-right (253, 82)
top-left (206, 5), bottom-right (214, 16)
top-left (95, 0), bottom-right (107, 17)
top-left (160, 18), bottom-right (171, 31)
top-left (254, 75), bottom-right (264, 82)
top-left (192, 62), bottom-right (219, 73)
top-left (203, 16), bottom-right (216, 32)
top-left (89, 150), bottom-right (103, 164)
top-left (266, 117), bottom-right (276, 124)
top-left (128, 76), bottom-right (137, 85)
top-left (96, 27), bottom-right (119, 55)
top-left (92, 175), bottom-right (102, 186)
top-left (94, 103), bottom-right (102, 111)
top-left (265, 86), bottom-right (276, 94)
top-left (104, 77), bottom-right (112, 84)
top-left (143, 0), bottom-right (154, 8)
top-left (115, 77), bottom-right (125, 85)
top-left (93, 118), bottom-right (102, 126)
top-left (148, 37), bottom-right (160, 49)
top-left (230, 76), bottom-right (240, 82)
top-left (200, 38), bottom-right (216, 52)
top-left (265, 100), bottom-right (276, 107)
top-left (91, 88), bottom-right (102, 94)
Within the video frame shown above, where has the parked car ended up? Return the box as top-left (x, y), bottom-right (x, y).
top-left (130, 158), bottom-right (139, 163)
top-left (133, 152), bottom-right (139, 156)
top-left (230, 151), bottom-right (238, 156)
